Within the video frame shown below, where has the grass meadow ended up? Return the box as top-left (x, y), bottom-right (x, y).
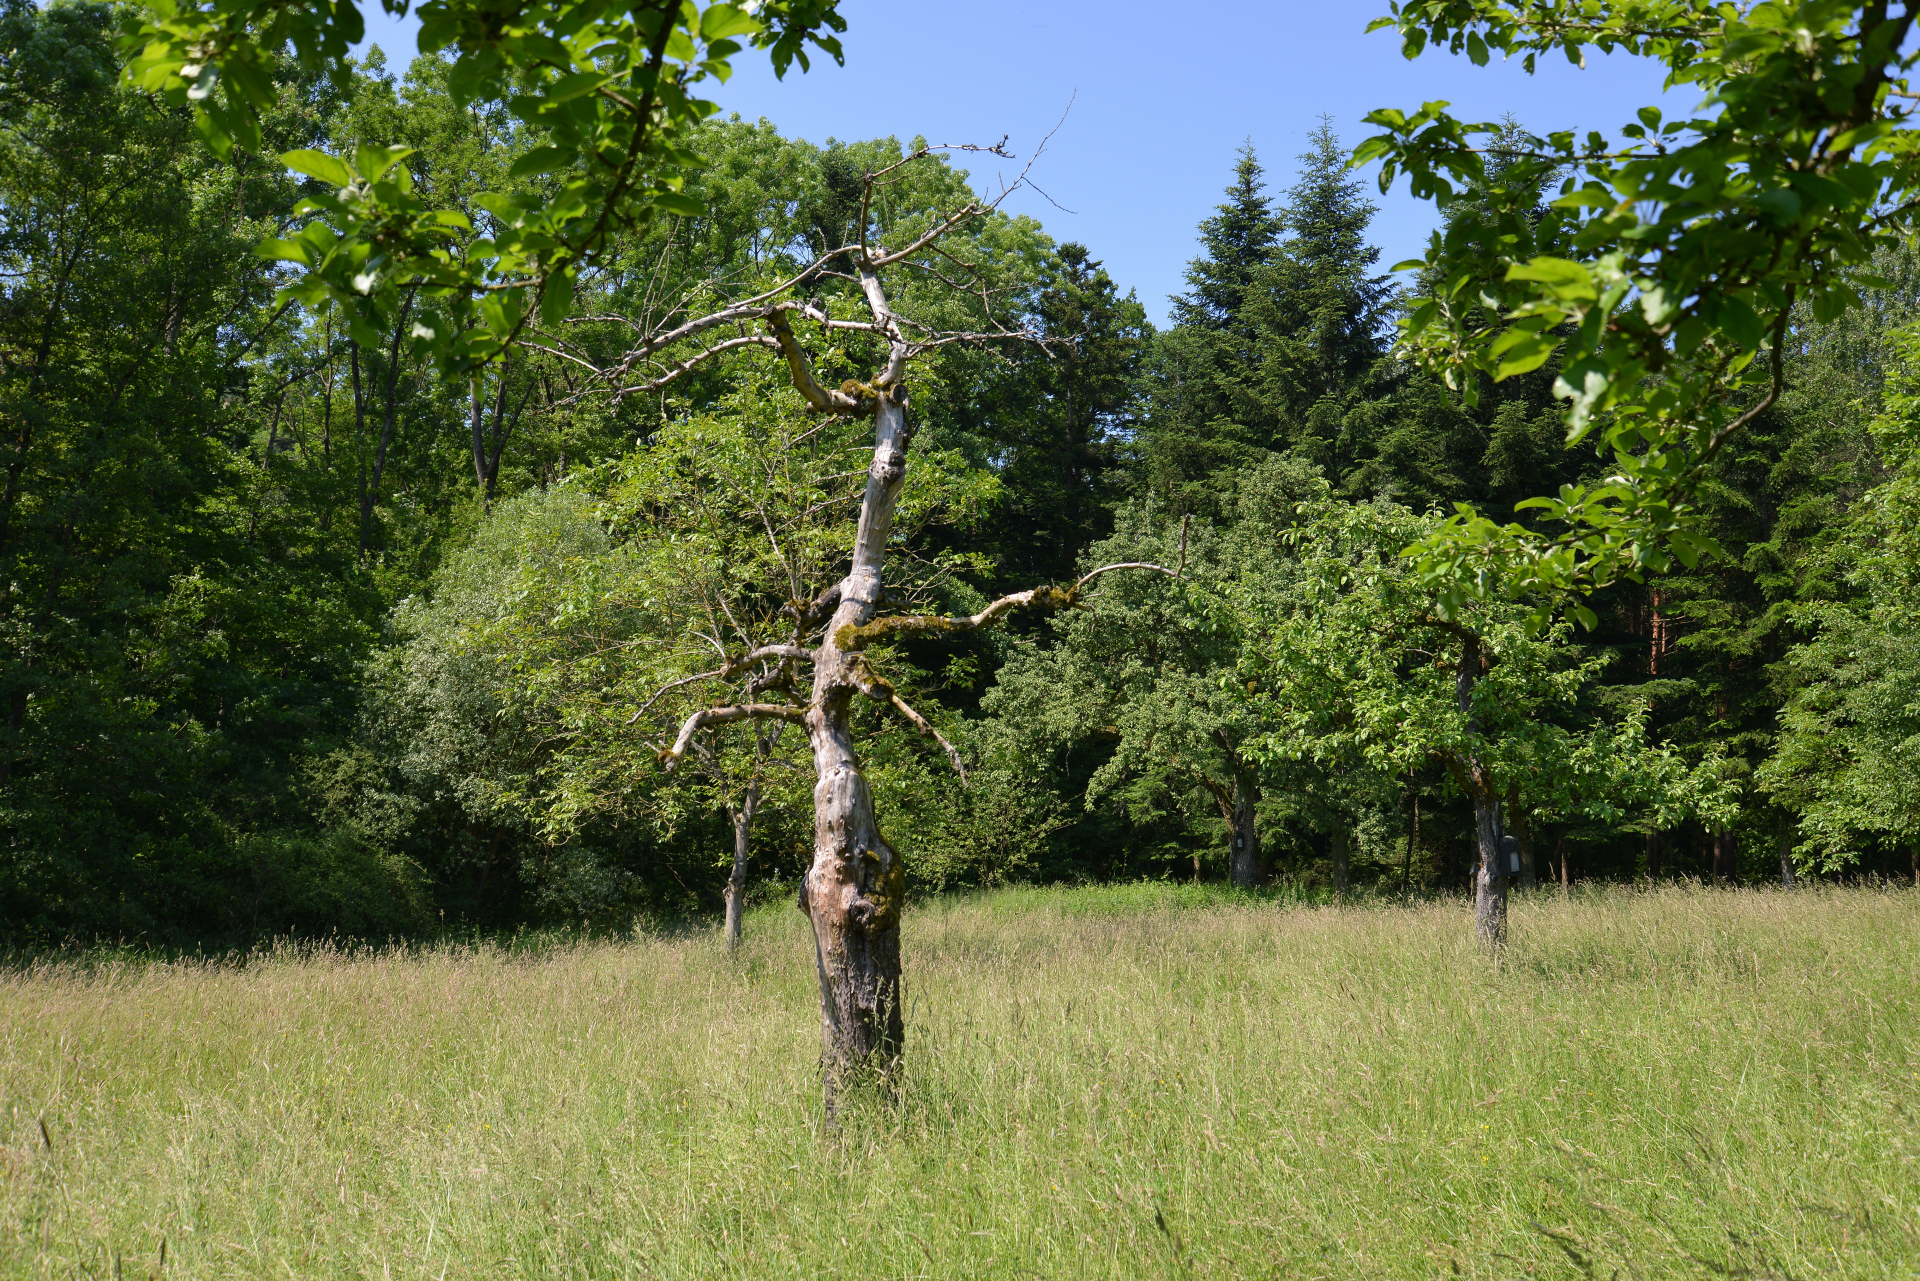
top-left (1, 883), bottom-right (1915, 1279)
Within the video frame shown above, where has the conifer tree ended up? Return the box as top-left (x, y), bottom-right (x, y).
top-left (1170, 143), bottom-right (1284, 335)
top-left (1254, 120), bottom-right (1394, 425)
top-left (1137, 145), bottom-right (1284, 514)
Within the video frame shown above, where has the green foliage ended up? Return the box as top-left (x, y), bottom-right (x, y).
top-left (1760, 325), bottom-right (1920, 870)
top-left (1364, 0), bottom-right (1920, 611)
top-left (125, 0), bottom-right (848, 372)
top-left (1235, 483), bottom-right (1735, 848)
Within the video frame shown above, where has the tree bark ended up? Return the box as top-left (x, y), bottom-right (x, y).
top-left (1775, 815), bottom-right (1795, 889)
top-left (1329, 825), bottom-right (1349, 894)
top-left (725, 781), bottom-right (758, 951)
top-left (799, 364), bottom-right (912, 1109)
top-left (1455, 631), bottom-right (1506, 946)
top-left (1473, 794), bottom-right (1505, 945)
top-left (1228, 770), bottom-right (1261, 889)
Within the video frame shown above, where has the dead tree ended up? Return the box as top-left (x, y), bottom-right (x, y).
top-left (596, 144), bottom-right (1170, 1107)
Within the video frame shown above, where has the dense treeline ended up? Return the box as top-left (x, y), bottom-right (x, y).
top-left (2, 4), bottom-right (1914, 947)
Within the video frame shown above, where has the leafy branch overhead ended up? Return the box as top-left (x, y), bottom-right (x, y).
top-left (122, 0), bottom-right (848, 370)
top-left (1360, 0), bottom-right (1920, 618)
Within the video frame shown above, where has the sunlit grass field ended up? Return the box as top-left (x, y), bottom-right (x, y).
top-left (2, 883), bottom-right (1915, 1279)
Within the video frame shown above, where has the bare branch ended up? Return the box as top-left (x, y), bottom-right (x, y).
top-left (871, 203), bottom-right (988, 268)
top-left (726, 644), bottom-right (814, 673)
top-left (627, 668), bottom-right (724, 724)
top-left (835, 562), bottom-right (1177, 649)
top-left (626, 645), bottom-right (813, 727)
top-left (659, 703), bottom-right (807, 768)
top-left (516, 341), bottom-right (607, 376)
top-left (609, 334), bottom-right (781, 402)
top-left (1070, 561), bottom-right (1178, 594)
top-left (767, 310), bottom-right (872, 413)
top-left (785, 582), bottom-right (842, 638)
top-left (848, 659), bottom-right (968, 783)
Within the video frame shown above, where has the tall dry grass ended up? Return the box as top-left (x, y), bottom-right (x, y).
top-left (1, 883), bottom-right (1914, 1278)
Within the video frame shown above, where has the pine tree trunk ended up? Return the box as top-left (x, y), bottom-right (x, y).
top-left (725, 781), bottom-right (757, 951)
top-left (799, 381), bottom-right (912, 1111)
top-left (1229, 771), bottom-right (1260, 889)
top-left (1329, 826), bottom-right (1349, 893)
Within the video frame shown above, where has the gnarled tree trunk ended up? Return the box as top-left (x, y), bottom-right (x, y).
top-left (800, 380), bottom-right (912, 1104)
top-left (650, 155), bottom-right (1173, 1115)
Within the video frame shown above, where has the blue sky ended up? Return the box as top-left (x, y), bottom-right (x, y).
top-left (353, 1), bottom-right (1685, 325)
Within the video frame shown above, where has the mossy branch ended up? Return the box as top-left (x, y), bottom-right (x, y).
top-left (832, 562), bottom-right (1177, 650)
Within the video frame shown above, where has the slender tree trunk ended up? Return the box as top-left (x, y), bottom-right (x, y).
top-left (800, 376), bottom-right (911, 1112)
top-left (1456, 631), bottom-right (1506, 946)
top-left (1776, 815), bottom-right (1795, 889)
top-left (1229, 770), bottom-right (1260, 889)
top-left (1329, 826), bottom-right (1349, 894)
top-left (726, 781), bottom-right (757, 951)
top-left (357, 294), bottom-right (413, 559)
top-left (1472, 793), bottom-right (1505, 944)
top-left (1647, 829), bottom-right (1662, 883)
top-left (1558, 831), bottom-right (1570, 890)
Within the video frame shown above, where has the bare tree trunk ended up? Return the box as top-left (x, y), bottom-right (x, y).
top-left (1558, 831), bottom-right (1570, 890)
top-left (357, 293), bottom-right (413, 559)
top-left (1646, 829), bottom-right (1662, 883)
top-left (1329, 826), bottom-right (1349, 894)
top-left (1776, 815), bottom-right (1795, 889)
top-left (800, 374), bottom-right (912, 1110)
top-left (648, 163), bottom-right (1176, 1118)
top-left (1229, 770), bottom-right (1260, 889)
top-left (726, 781), bottom-right (757, 951)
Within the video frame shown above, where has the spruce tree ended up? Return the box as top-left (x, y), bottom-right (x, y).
top-left (1170, 142), bottom-right (1284, 335)
top-left (1253, 119), bottom-right (1395, 448)
top-left (1135, 145), bottom-right (1284, 514)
